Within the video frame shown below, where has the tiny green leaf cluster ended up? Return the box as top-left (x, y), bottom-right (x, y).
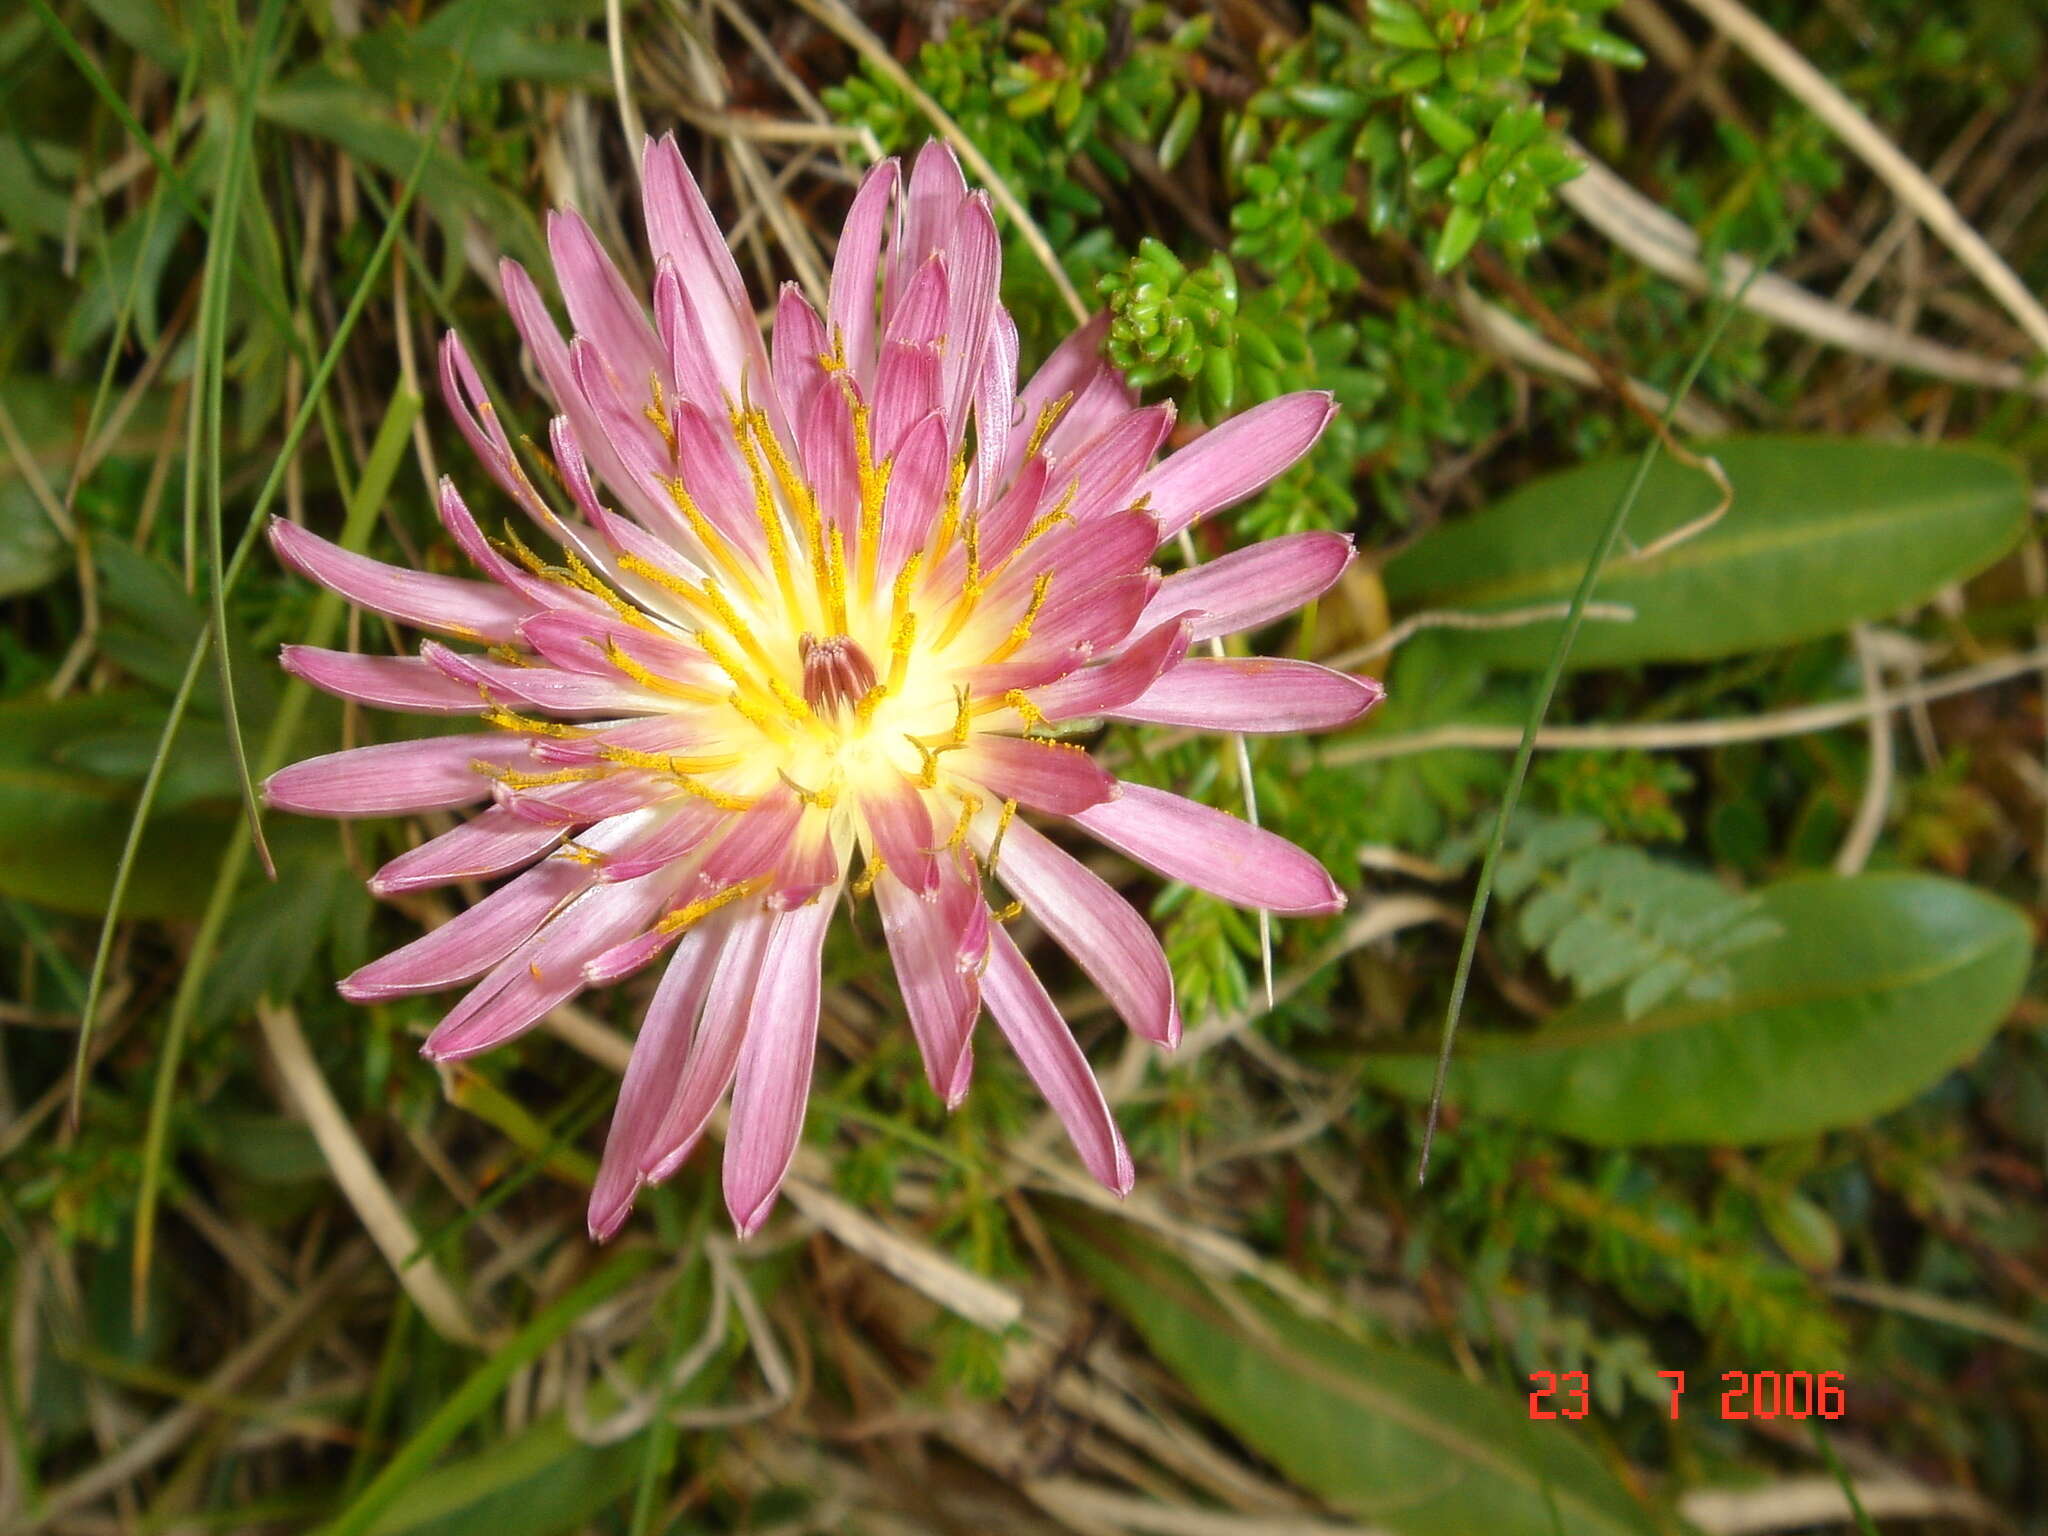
top-left (1480, 813), bottom-right (1781, 1018)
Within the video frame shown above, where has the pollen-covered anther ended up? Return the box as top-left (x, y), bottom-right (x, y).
top-left (798, 632), bottom-right (880, 718)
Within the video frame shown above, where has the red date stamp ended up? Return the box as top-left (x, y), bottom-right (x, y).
top-left (1529, 1370), bottom-right (1846, 1421)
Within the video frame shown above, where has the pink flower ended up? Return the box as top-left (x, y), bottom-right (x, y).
top-left (266, 138), bottom-right (1381, 1240)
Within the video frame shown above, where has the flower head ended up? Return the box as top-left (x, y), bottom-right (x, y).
top-left (266, 138), bottom-right (1381, 1239)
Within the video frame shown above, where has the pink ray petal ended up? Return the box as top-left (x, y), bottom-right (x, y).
top-left (985, 818), bottom-right (1178, 1047)
top-left (1058, 402), bottom-right (1175, 523)
top-left (940, 193), bottom-right (999, 446)
top-left (343, 853), bottom-right (597, 1000)
top-left (548, 206), bottom-right (665, 392)
top-left (1073, 782), bottom-right (1344, 916)
top-left (419, 639), bottom-right (673, 717)
top-left (872, 344), bottom-right (942, 463)
top-left (1103, 658), bottom-right (1385, 733)
top-left (884, 255), bottom-right (950, 351)
top-left (1136, 391), bottom-right (1336, 540)
top-left (982, 923), bottom-right (1133, 1195)
top-left (268, 519), bottom-right (532, 642)
top-left (589, 916), bottom-right (732, 1239)
top-left (877, 410), bottom-right (948, 578)
top-left (1138, 530), bottom-right (1355, 643)
top-left (263, 734), bottom-right (531, 818)
top-left (771, 283), bottom-right (831, 433)
top-left (956, 734), bottom-right (1115, 816)
top-left (370, 805), bottom-right (565, 895)
top-left (723, 897), bottom-right (836, 1236)
top-left (421, 867), bottom-right (680, 1060)
top-left (896, 140), bottom-right (968, 291)
top-left (862, 771), bottom-right (939, 895)
top-left (1030, 614), bottom-right (1193, 723)
top-left (642, 134), bottom-right (766, 413)
top-left (439, 333), bottom-right (557, 525)
top-left (828, 157), bottom-right (898, 386)
top-left (970, 307), bottom-right (1019, 510)
top-left (280, 646), bottom-right (485, 714)
top-left (875, 867), bottom-right (985, 1103)
top-left (644, 908), bottom-right (776, 1182)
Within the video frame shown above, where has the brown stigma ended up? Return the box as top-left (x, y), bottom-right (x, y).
top-left (798, 632), bottom-right (879, 718)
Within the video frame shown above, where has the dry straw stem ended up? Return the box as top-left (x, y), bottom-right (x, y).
top-left (1457, 290), bottom-right (1731, 434)
top-left (1676, 0), bottom-right (2048, 361)
top-left (1025, 1482), bottom-right (1397, 1536)
top-left (1827, 1276), bottom-right (2048, 1358)
top-left (1326, 639), bottom-right (2048, 762)
top-left (0, 1243), bottom-right (373, 1536)
top-left (786, 0), bottom-right (1089, 323)
top-left (255, 1000), bottom-right (487, 1347)
top-left (1018, 1476), bottom-right (2010, 1536)
top-left (1678, 1475), bottom-right (2012, 1536)
top-left (537, 1004), bottom-right (1024, 1331)
top-left (1832, 624), bottom-right (1894, 875)
top-left (1559, 154), bottom-right (2048, 399)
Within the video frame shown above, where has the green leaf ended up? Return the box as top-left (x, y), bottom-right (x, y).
top-left (1050, 1209), bottom-right (1658, 1536)
top-left (0, 692), bottom-right (237, 919)
top-left (1381, 437), bottom-right (2030, 669)
top-left (359, 1415), bottom-right (645, 1536)
top-left (1431, 202), bottom-right (1484, 273)
top-left (0, 481), bottom-right (67, 599)
top-left (1365, 873), bottom-right (2030, 1144)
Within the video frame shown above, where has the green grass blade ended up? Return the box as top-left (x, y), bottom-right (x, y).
top-left (128, 387), bottom-right (422, 1327)
top-left (312, 1250), bottom-right (660, 1536)
top-left (1810, 1418), bottom-right (1881, 1536)
top-left (26, 0), bottom-right (311, 358)
top-left (195, 0), bottom-right (289, 879)
top-left (70, 12), bottom-right (485, 1124)
top-left (1414, 241), bottom-right (1789, 1185)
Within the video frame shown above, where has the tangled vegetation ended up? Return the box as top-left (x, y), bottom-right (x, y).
top-left (3, 0), bottom-right (2046, 1530)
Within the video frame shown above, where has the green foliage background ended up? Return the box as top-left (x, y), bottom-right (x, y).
top-left (3, 0), bottom-right (2047, 1530)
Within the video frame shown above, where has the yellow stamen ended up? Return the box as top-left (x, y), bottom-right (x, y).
top-left (777, 768), bottom-right (839, 809)
top-left (747, 408), bottom-right (826, 577)
top-left (986, 798), bottom-right (1019, 878)
top-left (930, 452), bottom-right (969, 561)
top-left (594, 744), bottom-right (744, 779)
top-left (518, 434), bottom-right (570, 491)
top-left (602, 638), bottom-right (723, 705)
top-left (943, 793), bottom-right (982, 851)
top-left (983, 570), bottom-right (1055, 665)
top-left (482, 706), bottom-right (589, 739)
top-left (485, 643), bottom-right (533, 668)
top-left (656, 874), bottom-right (770, 935)
top-left (660, 476), bottom-right (762, 605)
top-left (885, 613), bottom-right (917, 696)
top-left (474, 763), bottom-right (608, 790)
top-left (1004, 689), bottom-right (1047, 733)
top-left (992, 899), bottom-right (1025, 923)
top-left (826, 525), bottom-right (851, 635)
top-left (644, 373), bottom-right (676, 453)
top-left (556, 841), bottom-right (605, 867)
top-left (728, 406), bottom-right (802, 616)
top-left (1025, 392), bottom-right (1073, 459)
top-left (850, 855), bottom-right (886, 899)
top-left (839, 375), bottom-right (888, 600)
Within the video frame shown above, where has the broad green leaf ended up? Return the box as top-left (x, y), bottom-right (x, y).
top-left (1365, 873), bottom-right (2030, 1144)
top-left (360, 1415), bottom-right (644, 1536)
top-left (1051, 1209), bottom-right (1659, 1536)
top-left (0, 481), bottom-right (67, 599)
top-left (1381, 437), bottom-right (2029, 669)
top-left (0, 692), bottom-right (238, 919)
